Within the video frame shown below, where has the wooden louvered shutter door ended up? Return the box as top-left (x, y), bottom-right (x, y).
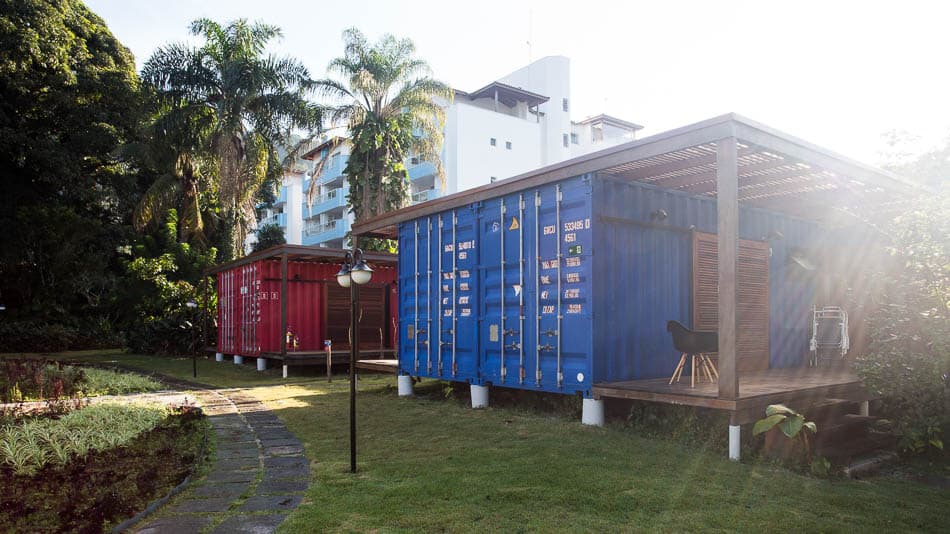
top-left (326, 284), bottom-right (351, 347)
top-left (325, 284), bottom-right (386, 350)
top-left (357, 285), bottom-right (385, 350)
top-left (692, 232), bottom-right (771, 372)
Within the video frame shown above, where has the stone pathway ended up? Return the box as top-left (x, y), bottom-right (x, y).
top-left (136, 389), bottom-right (308, 534)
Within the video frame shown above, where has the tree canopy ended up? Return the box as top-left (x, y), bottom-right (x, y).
top-left (316, 28), bottom-right (451, 229)
top-left (139, 18), bottom-right (324, 258)
top-left (0, 0), bottom-right (141, 325)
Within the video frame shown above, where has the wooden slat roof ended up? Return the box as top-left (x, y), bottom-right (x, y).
top-left (352, 113), bottom-right (926, 239)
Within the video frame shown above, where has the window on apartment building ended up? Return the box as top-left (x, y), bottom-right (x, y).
top-left (562, 98), bottom-right (569, 112)
top-left (490, 137), bottom-right (497, 146)
top-left (592, 126), bottom-right (604, 142)
top-left (570, 133), bottom-right (579, 144)
top-left (505, 141), bottom-right (512, 150)
top-left (562, 133), bottom-right (569, 148)
top-left (410, 156), bottom-right (420, 165)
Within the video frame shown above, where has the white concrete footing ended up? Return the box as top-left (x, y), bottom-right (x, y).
top-left (470, 384), bottom-right (489, 408)
top-left (859, 400), bottom-right (869, 417)
top-left (397, 375), bottom-right (414, 397)
top-left (728, 425), bottom-right (741, 461)
top-left (282, 365), bottom-right (289, 379)
top-left (257, 357), bottom-right (267, 371)
top-left (215, 352), bottom-right (224, 362)
top-left (581, 398), bottom-right (605, 426)
top-left (233, 355), bottom-right (244, 365)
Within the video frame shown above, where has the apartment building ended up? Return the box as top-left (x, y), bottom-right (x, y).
top-left (261, 56), bottom-right (642, 249)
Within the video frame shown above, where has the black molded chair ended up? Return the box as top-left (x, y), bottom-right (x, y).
top-left (666, 320), bottom-right (719, 387)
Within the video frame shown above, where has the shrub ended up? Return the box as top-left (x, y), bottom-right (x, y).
top-left (0, 359), bottom-right (84, 404)
top-left (79, 368), bottom-right (162, 396)
top-left (855, 191), bottom-right (950, 454)
top-left (118, 210), bottom-right (216, 356)
top-left (0, 319), bottom-right (123, 353)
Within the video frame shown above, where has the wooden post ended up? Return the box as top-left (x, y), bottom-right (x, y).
top-left (280, 253), bottom-right (288, 358)
top-left (717, 137), bottom-right (740, 400)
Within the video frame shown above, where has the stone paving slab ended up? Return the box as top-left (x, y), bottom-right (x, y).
top-left (239, 495), bottom-right (302, 512)
top-left (262, 456), bottom-right (308, 469)
top-left (214, 458), bottom-right (260, 471)
top-left (263, 445), bottom-right (305, 456)
top-left (167, 496), bottom-right (234, 513)
top-left (191, 482), bottom-right (251, 499)
top-left (255, 478), bottom-right (308, 494)
top-left (204, 470), bottom-right (258, 484)
top-left (210, 514), bottom-right (287, 534)
top-left (135, 386), bottom-right (308, 534)
top-left (136, 515), bottom-right (213, 534)
top-left (259, 438), bottom-right (301, 448)
top-left (262, 467), bottom-right (310, 482)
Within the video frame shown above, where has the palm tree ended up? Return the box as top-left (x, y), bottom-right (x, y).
top-left (138, 18), bottom-right (323, 257)
top-left (316, 28), bottom-right (452, 226)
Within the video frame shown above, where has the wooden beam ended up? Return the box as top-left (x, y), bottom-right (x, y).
top-left (280, 253), bottom-right (288, 358)
top-left (716, 137), bottom-right (740, 400)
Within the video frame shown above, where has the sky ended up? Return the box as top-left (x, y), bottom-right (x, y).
top-left (86, 0), bottom-right (950, 166)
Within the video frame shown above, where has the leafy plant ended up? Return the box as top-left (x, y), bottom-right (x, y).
top-left (79, 368), bottom-right (162, 397)
top-left (753, 404), bottom-right (818, 440)
top-left (0, 403), bottom-right (168, 475)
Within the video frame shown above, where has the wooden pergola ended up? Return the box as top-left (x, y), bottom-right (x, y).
top-left (351, 113), bottom-right (924, 457)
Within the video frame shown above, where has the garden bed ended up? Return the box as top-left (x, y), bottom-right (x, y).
top-left (0, 405), bottom-right (208, 533)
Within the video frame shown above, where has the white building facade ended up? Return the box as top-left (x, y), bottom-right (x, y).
top-left (265, 56), bottom-right (642, 249)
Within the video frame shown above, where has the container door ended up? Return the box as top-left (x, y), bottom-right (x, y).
top-left (443, 207), bottom-right (479, 381)
top-left (479, 194), bottom-right (525, 386)
top-left (529, 179), bottom-right (594, 393)
top-left (397, 221), bottom-right (417, 376)
top-left (417, 218), bottom-right (434, 374)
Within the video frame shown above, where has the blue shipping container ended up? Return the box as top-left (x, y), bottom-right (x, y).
top-left (398, 173), bottom-right (823, 397)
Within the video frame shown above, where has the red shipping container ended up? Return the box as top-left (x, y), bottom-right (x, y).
top-left (212, 246), bottom-right (398, 358)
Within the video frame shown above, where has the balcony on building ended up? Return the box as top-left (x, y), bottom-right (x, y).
top-left (408, 159), bottom-right (442, 204)
top-left (306, 186), bottom-right (349, 217)
top-left (302, 216), bottom-right (349, 248)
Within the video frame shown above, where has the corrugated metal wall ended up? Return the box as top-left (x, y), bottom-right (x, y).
top-left (397, 173), bottom-right (825, 395)
top-left (592, 177), bottom-right (820, 382)
top-left (216, 258), bottom-right (399, 357)
top-left (399, 175), bottom-right (595, 394)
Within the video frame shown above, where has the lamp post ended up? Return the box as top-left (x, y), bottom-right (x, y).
top-left (186, 299), bottom-right (198, 378)
top-left (336, 248), bottom-right (373, 474)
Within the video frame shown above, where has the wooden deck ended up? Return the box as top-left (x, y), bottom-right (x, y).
top-left (355, 359), bottom-right (399, 374)
top-left (259, 349), bottom-right (396, 365)
top-left (593, 366), bottom-right (868, 424)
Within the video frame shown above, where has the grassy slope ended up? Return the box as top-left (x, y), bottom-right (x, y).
top-left (9, 352), bottom-right (947, 532)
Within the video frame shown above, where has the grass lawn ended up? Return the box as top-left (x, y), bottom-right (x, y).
top-left (7, 351), bottom-right (948, 532)
top-left (244, 379), bottom-right (950, 533)
top-left (8, 349), bottom-right (310, 389)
